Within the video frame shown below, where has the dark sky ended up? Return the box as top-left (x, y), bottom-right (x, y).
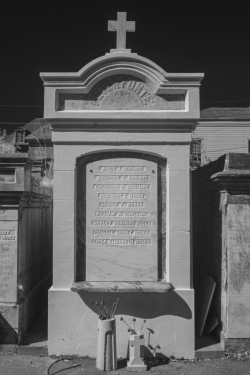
top-left (1, 0), bottom-right (250, 133)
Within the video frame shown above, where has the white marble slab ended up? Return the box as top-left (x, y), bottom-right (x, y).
top-left (86, 158), bottom-right (158, 281)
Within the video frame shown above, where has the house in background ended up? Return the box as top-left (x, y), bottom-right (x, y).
top-left (4, 118), bottom-right (53, 177)
top-left (191, 107), bottom-right (250, 167)
top-left (3, 107), bottom-right (250, 172)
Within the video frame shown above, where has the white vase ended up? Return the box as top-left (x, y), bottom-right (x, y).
top-left (96, 318), bottom-right (117, 371)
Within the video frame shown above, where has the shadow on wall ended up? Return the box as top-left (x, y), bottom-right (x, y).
top-left (0, 312), bottom-right (19, 345)
top-left (78, 291), bottom-right (192, 320)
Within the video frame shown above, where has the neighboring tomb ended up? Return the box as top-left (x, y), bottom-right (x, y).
top-left (0, 154), bottom-right (52, 350)
top-left (41, 12), bottom-right (203, 358)
top-left (192, 153), bottom-right (250, 350)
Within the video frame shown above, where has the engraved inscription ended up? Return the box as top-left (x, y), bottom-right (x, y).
top-left (0, 219), bottom-right (18, 302)
top-left (93, 230), bottom-right (150, 236)
top-left (99, 166), bottom-right (146, 172)
top-left (99, 202), bottom-right (145, 208)
top-left (95, 175), bottom-right (149, 181)
top-left (98, 193), bottom-right (146, 199)
top-left (91, 220), bottom-right (152, 226)
top-left (92, 239), bottom-right (151, 245)
top-left (59, 75), bottom-right (186, 111)
top-left (86, 157), bottom-right (158, 281)
top-left (94, 184), bottom-right (150, 190)
top-left (93, 80), bottom-right (155, 107)
top-left (0, 230), bottom-right (16, 241)
top-left (95, 211), bottom-right (149, 217)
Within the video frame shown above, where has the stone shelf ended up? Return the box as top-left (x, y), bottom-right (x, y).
top-left (71, 281), bottom-right (174, 293)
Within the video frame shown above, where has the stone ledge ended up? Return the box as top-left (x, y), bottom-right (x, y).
top-left (71, 281), bottom-right (174, 293)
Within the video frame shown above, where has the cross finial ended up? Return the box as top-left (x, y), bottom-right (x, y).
top-left (108, 12), bottom-right (135, 52)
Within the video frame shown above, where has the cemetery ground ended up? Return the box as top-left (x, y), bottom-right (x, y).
top-left (0, 352), bottom-right (250, 375)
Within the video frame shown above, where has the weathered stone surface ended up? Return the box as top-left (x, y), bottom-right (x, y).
top-left (227, 204), bottom-right (250, 338)
top-left (0, 154), bottom-right (33, 192)
top-left (71, 281), bottom-right (173, 293)
top-left (192, 156), bottom-right (250, 345)
top-left (86, 157), bottom-right (158, 281)
top-left (59, 75), bottom-right (185, 111)
top-left (0, 209), bottom-right (18, 221)
top-left (0, 154), bottom-right (53, 344)
top-left (0, 211), bottom-right (18, 303)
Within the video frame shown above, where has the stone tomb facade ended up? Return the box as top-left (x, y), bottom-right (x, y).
top-left (41, 13), bottom-right (203, 359)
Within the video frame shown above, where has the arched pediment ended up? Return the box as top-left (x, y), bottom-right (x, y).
top-left (41, 51), bottom-right (203, 118)
top-left (58, 74), bottom-right (186, 111)
top-left (40, 52), bottom-right (203, 90)
top-left (41, 53), bottom-right (168, 91)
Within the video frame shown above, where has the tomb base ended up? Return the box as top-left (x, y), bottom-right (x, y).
top-left (127, 364), bottom-right (147, 372)
top-left (48, 287), bottom-right (195, 359)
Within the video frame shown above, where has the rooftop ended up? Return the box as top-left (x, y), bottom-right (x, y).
top-left (201, 107), bottom-right (250, 119)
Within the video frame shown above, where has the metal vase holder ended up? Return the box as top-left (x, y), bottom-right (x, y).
top-left (96, 318), bottom-right (117, 371)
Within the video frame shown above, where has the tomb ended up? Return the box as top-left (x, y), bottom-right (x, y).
top-left (0, 154), bottom-right (52, 349)
top-left (41, 12), bottom-right (203, 358)
top-left (192, 153), bottom-right (250, 351)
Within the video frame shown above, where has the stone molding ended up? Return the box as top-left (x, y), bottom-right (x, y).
top-left (48, 118), bottom-right (197, 133)
top-left (192, 153), bottom-right (250, 195)
top-left (41, 52), bottom-right (203, 118)
top-left (40, 52), bottom-right (204, 88)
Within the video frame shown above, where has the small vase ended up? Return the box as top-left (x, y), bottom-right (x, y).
top-left (96, 318), bottom-right (117, 371)
top-left (127, 331), bottom-right (147, 372)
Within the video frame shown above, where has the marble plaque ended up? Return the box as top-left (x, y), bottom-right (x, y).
top-left (86, 158), bottom-right (158, 281)
top-left (227, 204), bottom-right (250, 337)
top-left (0, 210), bottom-right (18, 303)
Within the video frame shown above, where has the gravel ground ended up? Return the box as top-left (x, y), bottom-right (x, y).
top-left (0, 351), bottom-right (250, 375)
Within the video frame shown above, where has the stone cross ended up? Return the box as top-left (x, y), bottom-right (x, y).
top-left (108, 12), bottom-right (135, 50)
top-left (127, 334), bottom-right (147, 371)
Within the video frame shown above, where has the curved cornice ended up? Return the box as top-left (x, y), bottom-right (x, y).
top-left (40, 52), bottom-right (204, 89)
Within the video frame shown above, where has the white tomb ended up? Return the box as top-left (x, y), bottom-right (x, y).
top-left (41, 12), bottom-right (204, 359)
